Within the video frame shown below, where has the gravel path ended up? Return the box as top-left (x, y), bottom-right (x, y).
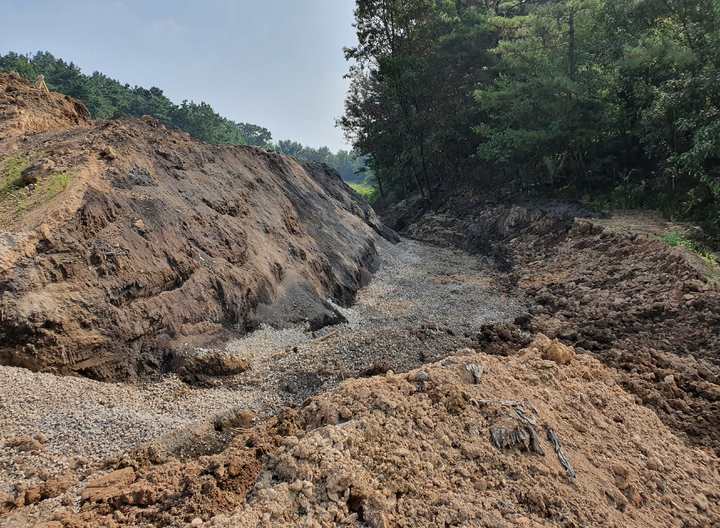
top-left (0, 238), bottom-right (521, 492)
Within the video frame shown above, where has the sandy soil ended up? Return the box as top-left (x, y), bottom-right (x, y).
top-left (1, 72), bottom-right (386, 380)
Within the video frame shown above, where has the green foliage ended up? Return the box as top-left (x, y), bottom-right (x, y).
top-left (275, 141), bottom-right (370, 183)
top-left (0, 156), bottom-right (30, 197)
top-left (0, 51), bottom-right (272, 147)
top-left (0, 51), bottom-right (363, 181)
top-left (343, 0), bottom-right (720, 235)
top-left (0, 155), bottom-right (73, 217)
top-left (349, 182), bottom-right (379, 203)
top-left (45, 171), bottom-right (72, 200)
top-left (661, 231), bottom-right (719, 269)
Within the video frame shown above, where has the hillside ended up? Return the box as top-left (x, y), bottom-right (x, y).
top-left (0, 73), bottom-right (390, 380)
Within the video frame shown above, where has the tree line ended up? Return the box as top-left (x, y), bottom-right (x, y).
top-left (0, 51), bottom-right (369, 183)
top-left (274, 140), bottom-right (370, 182)
top-left (342, 0), bottom-right (720, 235)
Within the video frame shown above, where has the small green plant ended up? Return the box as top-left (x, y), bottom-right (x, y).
top-left (1, 154), bottom-right (74, 216)
top-left (46, 171), bottom-right (72, 199)
top-left (0, 155), bottom-right (30, 196)
top-left (349, 182), bottom-right (379, 203)
top-left (661, 231), bottom-right (719, 269)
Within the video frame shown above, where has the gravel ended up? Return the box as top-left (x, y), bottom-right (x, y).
top-left (0, 238), bottom-right (521, 493)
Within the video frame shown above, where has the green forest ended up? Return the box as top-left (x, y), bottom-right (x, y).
top-left (342, 0), bottom-right (720, 236)
top-left (0, 51), bottom-right (368, 183)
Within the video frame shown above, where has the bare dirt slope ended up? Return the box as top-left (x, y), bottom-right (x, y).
top-left (1, 229), bottom-right (718, 527)
top-left (0, 238), bottom-right (520, 522)
top-left (0, 73), bottom-right (90, 147)
top-left (2, 74), bottom-right (720, 528)
top-left (0, 73), bottom-right (389, 380)
top-left (397, 199), bottom-right (720, 455)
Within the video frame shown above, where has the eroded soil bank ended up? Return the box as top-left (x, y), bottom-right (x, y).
top-left (0, 73), bottom-right (389, 380)
top-left (2, 74), bottom-right (720, 528)
top-left (1, 237), bottom-right (522, 526)
top-left (394, 198), bottom-right (720, 456)
top-left (4, 336), bottom-right (719, 528)
top-left (2, 220), bottom-right (720, 527)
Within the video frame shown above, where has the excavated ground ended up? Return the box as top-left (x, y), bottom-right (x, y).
top-left (2, 224), bottom-right (720, 528)
top-left (2, 74), bottom-right (720, 527)
top-left (0, 237), bottom-right (522, 526)
top-left (401, 200), bottom-right (720, 456)
top-left (0, 72), bottom-right (389, 380)
top-left (3, 336), bottom-right (719, 527)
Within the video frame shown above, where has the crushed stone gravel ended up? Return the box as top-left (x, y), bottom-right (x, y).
top-left (0, 238), bottom-right (520, 494)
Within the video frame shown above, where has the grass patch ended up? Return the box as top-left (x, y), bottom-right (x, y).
top-left (46, 171), bottom-right (72, 199)
top-left (349, 182), bottom-right (379, 203)
top-left (0, 154), bottom-right (74, 223)
top-left (15, 171), bottom-right (74, 214)
top-left (0, 155), bottom-right (31, 196)
top-left (661, 231), bottom-right (719, 269)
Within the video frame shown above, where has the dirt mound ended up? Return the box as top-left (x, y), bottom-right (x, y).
top-left (0, 74), bottom-right (391, 380)
top-left (225, 340), bottom-right (719, 528)
top-left (516, 219), bottom-right (720, 454)
top-left (0, 72), bottom-right (91, 147)
top-left (393, 200), bottom-right (720, 454)
top-left (18, 336), bottom-right (718, 527)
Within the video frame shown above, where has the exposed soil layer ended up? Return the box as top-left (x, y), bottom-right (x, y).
top-left (0, 238), bottom-right (520, 523)
top-left (0, 73), bottom-right (390, 380)
top-left (0, 72), bottom-right (91, 147)
top-left (2, 72), bottom-right (719, 528)
top-left (7, 337), bottom-right (720, 527)
top-left (391, 198), bottom-right (720, 455)
top-left (2, 211), bottom-right (719, 527)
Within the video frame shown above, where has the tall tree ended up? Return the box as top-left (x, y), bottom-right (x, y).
top-left (343, 0), bottom-right (720, 235)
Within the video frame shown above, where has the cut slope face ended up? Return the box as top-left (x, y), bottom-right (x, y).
top-left (221, 339), bottom-right (719, 528)
top-left (0, 74), bottom-right (388, 380)
top-left (395, 200), bottom-right (720, 454)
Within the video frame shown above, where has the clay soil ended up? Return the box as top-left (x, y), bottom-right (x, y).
top-left (4, 337), bottom-right (719, 528)
top-left (403, 200), bottom-right (720, 458)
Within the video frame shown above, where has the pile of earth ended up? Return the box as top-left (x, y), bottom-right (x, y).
top-left (386, 196), bottom-right (720, 455)
top-left (0, 73), bottom-right (91, 148)
top-left (0, 72), bottom-right (393, 380)
top-left (3, 336), bottom-right (718, 527)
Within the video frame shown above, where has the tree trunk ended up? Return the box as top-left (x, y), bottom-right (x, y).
top-left (568, 10), bottom-right (577, 80)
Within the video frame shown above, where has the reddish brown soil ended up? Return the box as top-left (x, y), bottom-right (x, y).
top-left (0, 72), bottom-right (90, 146)
top-left (0, 73), bottom-right (389, 380)
top-left (9, 337), bottom-right (719, 527)
top-left (399, 201), bottom-right (720, 455)
top-left (2, 72), bottom-right (719, 528)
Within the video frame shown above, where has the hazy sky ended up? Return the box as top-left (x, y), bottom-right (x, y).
top-left (1, 0), bottom-right (357, 151)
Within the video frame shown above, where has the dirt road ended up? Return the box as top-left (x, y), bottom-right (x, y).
top-left (0, 238), bottom-right (520, 497)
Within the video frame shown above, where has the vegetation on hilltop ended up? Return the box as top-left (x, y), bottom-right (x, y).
top-left (0, 51), bottom-right (371, 184)
top-left (342, 0), bottom-right (720, 238)
top-left (274, 140), bottom-right (371, 183)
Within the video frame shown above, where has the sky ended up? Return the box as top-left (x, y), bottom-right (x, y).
top-left (1, 0), bottom-right (357, 151)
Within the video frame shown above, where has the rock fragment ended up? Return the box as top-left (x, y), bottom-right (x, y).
top-left (465, 363), bottom-right (484, 384)
top-left (4, 435), bottom-right (44, 453)
top-left (81, 467), bottom-right (136, 503)
top-left (20, 158), bottom-right (55, 185)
